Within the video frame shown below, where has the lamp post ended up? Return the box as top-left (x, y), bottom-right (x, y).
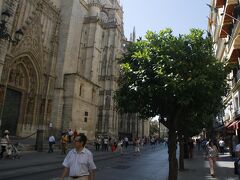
top-left (136, 118), bottom-right (139, 138)
top-left (0, 10), bottom-right (24, 45)
top-left (158, 115), bottom-right (161, 139)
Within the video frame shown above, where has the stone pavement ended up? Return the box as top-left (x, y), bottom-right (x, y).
top-left (178, 150), bottom-right (239, 180)
top-left (2, 142), bottom-right (238, 180)
top-left (0, 143), bottom-right (157, 180)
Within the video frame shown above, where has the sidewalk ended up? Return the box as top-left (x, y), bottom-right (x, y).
top-left (178, 150), bottom-right (238, 180)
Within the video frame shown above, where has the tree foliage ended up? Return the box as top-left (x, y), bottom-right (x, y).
top-left (115, 28), bottom-right (228, 130)
top-left (115, 28), bottom-right (229, 180)
top-left (149, 120), bottom-right (159, 136)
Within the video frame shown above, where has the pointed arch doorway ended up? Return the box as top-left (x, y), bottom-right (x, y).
top-left (1, 56), bottom-right (40, 136)
top-left (2, 89), bottom-right (22, 135)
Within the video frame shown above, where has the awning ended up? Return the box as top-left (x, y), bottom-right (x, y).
top-left (219, 23), bottom-right (232, 38)
top-left (223, 4), bottom-right (235, 24)
top-left (216, 0), bottom-right (225, 8)
top-left (226, 120), bottom-right (240, 129)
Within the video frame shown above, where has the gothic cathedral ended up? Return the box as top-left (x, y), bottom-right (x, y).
top-left (0, 0), bottom-right (149, 140)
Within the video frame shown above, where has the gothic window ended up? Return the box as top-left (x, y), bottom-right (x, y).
top-left (84, 111), bottom-right (88, 122)
top-left (79, 84), bottom-right (83, 96)
top-left (105, 96), bottom-right (110, 109)
top-left (92, 88), bottom-right (96, 101)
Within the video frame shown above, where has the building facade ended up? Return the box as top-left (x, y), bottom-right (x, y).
top-left (0, 0), bottom-right (149, 140)
top-left (209, 0), bottom-right (240, 148)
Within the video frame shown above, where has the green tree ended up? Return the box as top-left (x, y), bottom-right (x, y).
top-left (115, 29), bottom-right (229, 180)
top-left (150, 120), bottom-right (159, 136)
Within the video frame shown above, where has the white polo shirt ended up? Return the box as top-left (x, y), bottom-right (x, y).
top-left (62, 147), bottom-right (96, 177)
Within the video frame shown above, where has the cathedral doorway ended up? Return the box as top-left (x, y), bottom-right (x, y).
top-left (1, 56), bottom-right (40, 136)
top-left (1, 88), bottom-right (22, 135)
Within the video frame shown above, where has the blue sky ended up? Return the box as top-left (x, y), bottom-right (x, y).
top-left (121, 0), bottom-right (211, 40)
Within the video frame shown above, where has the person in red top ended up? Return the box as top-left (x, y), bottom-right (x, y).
top-left (73, 129), bottom-right (78, 139)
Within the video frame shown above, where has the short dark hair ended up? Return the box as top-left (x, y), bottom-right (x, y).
top-left (75, 134), bottom-right (87, 147)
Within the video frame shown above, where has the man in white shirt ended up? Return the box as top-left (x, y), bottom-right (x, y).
top-left (218, 139), bottom-right (225, 154)
top-left (48, 135), bottom-right (55, 153)
top-left (61, 134), bottom-right (96, 180)
top-left (68, 129), bottom-right (74, 143)
top-left (124, 137), bottom-right (129, 150)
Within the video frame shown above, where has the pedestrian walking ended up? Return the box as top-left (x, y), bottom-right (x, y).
top-left (117, 139), bottom-right (123, 155)
top-left (196, 138), bottom-right (201, 152)
top-left (61, 134), bottom-right (96, 180)
top-left (188, 138), bottom-right (194, 159)
top-left (134, 138), bottom-right (140, 155)
top-left (206, 140), bottom-right (218, 177)
top-left (218, 138), bottom-right (225, 154)
top-left (124, 136), bottom-right (129, 150)
top-left (95, 136), bottom-right (101, 151)
top-left (73, 129), bottom-right (78, 139)
top-left (48, 135), bottom-right (55, 153)
top-left (0, 130), bottom-right (10, 159)
top-left (234, 141), bottom-right (240, 176)
top-left (103, 137), bottom-right (109, 152)
top-left (61, 133), bottom-right (68, 155)
top-left (150, 137), bottom-right (155, 150)
top-left (68, 129), bottom-right (73, 143)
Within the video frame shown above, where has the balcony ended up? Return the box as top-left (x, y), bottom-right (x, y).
top-left (219, 0), bottom-right (238, 38)
top-left (227, 34), bottom-right (240, 63)
top-left (231, 70), bottom-right (240, 87)
top-left (226, 6), bottom-right (240, 63)
top-left (215, 0), bottom-right (225, 8)
top-left (234, 109), bottom-right (240, 118)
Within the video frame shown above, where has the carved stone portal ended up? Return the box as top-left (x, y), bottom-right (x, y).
top-left (2, 56), bottom-right (40, 134)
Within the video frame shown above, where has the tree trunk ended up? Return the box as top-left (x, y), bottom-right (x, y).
top-left (168, 127), bottom-right (178, 180)
top-left (179, 135), bottom-right (184, 171)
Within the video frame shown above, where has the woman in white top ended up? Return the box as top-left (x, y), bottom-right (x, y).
top-left (206, 140), bottom-right (218, 177)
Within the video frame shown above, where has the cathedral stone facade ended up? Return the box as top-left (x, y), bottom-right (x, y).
top-left (0, 0), bottom-right (149, 140)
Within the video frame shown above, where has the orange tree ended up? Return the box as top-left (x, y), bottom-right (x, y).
top-left (115, 29), bottom-right (229, 180)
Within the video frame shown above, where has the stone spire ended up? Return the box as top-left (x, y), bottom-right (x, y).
top-left (130, 33), bottom-right (133, 42)
top-left (129, 27), bottom-right (136, 42)
top-left (133, 26), bottom-right (136, 42)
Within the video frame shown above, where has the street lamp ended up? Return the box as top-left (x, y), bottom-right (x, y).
top-left (0, 10), bottom-right (24, 45)
top-left (158, 115), bottom-right (161, 138)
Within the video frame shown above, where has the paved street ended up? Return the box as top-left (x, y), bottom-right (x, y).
top-left (0, 144), bottom-right (168, 180)
top-left (95, 145), bottom-right (168, 180)
top-left (1, 143), bottom-right (239, 180)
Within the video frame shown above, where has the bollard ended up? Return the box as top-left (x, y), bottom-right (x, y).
top-left (35, 129), bottom-right (44, 152)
